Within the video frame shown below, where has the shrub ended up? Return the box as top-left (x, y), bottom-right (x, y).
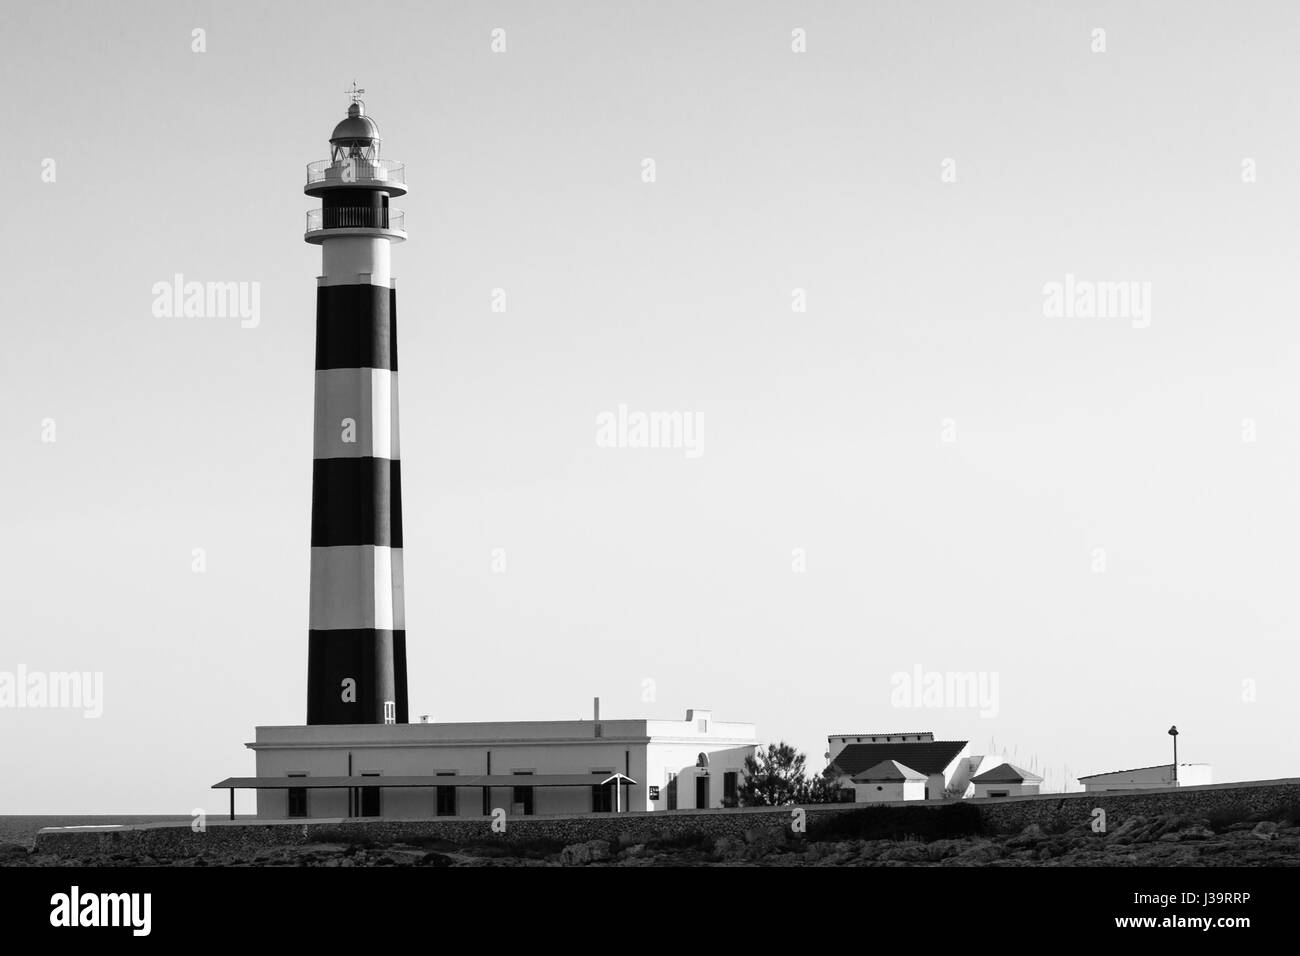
top-left (807, 801), bottom-right (984, 844)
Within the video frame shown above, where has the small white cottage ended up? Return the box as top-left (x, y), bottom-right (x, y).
top-left (849, 759), bottom-right (929, 802)
top-left (969, 762), bottom-right (1043, 798)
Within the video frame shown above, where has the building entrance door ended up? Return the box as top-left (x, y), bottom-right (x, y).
top-left (360, 774), bottom-right (381, 816)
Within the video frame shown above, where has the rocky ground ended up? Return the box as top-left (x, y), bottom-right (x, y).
top-left (2, 812), bottom-right (1298, 866)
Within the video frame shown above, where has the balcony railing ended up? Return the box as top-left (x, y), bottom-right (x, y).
top-left (306, 208), bottom-right (405, 232)
top-left (306, 159), bottom-right (406, 187)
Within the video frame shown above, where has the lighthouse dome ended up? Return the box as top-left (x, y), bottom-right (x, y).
top-left (330, 103), bottom-right (380, 145)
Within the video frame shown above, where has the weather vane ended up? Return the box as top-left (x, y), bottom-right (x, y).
top-left (346, 80), bottom-right (365, 106)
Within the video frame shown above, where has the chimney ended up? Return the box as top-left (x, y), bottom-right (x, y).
top-left (593, 697), bottom-right (600, 721)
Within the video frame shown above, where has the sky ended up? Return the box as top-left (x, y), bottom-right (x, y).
top-left (2, 0), bottom-right (1299, 813)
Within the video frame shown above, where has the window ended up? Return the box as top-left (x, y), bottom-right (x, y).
top-left (989, 790), bottom-right (1010, 798)
top-left (287, 773), bottom-right (308, 818)
top-left (436, 772), bottom-right (457, 816)
top-left (698, 718), bottom-right (708, 733)
top-left (383, 701), bottom-right (396, 724)
top-left (592, 771), bottom-right (613, 812)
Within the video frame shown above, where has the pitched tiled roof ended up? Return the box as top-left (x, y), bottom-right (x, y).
top-left (852, 759), bottom-right (928, 782)
top-left (971, 762), bottom-right (1042, 784)
top-left (830, 741), bottom-right (967, 777)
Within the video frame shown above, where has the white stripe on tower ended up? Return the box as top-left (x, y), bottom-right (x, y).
top-left (309, 545), bottom-right (406, 630)
top-left (321, 235), bottom-right (391, 287)
top-left (313, 368), bottom-right (401, 459)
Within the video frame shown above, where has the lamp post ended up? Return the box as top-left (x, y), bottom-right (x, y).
top-left (1168, 725), bottom-right (1179, 785)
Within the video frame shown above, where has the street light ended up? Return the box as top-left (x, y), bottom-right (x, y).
top-left (1168, 725), bottom-right (1179, 785)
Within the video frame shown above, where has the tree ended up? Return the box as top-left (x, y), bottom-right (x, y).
top-left (737, 741), bottom-right (809, 806)
top-left (798, 768), bottom-right (844, 804)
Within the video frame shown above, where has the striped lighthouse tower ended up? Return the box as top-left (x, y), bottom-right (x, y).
top-left (303, 88), bottom-right (408, 725)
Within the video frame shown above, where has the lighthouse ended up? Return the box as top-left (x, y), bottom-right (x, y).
top-left (210, 91), bottom-right (760, 823)
top-left (303, 89), bottom-right (408, 725)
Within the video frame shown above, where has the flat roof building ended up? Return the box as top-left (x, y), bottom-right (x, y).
top-left (218, 707), bottom-right (757, 820)
top-left (1078, 763), bottom-right (1212, 792)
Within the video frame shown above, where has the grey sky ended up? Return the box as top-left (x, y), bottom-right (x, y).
top-left (2, 0), bottom-right (1298, 812)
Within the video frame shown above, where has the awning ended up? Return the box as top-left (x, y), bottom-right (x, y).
top-left (212, 773), bottom-right (636, 790)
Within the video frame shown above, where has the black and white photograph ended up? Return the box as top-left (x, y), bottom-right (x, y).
top-left (0, 0), bottom-right (1294, 938)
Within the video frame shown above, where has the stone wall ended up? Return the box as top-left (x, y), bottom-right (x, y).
top-left (33, 803), bottom-right (857, 858)
top-left (972, 777), bottom-right (1300, 833)
top-left (32, 777), bottom-right (1300, 858)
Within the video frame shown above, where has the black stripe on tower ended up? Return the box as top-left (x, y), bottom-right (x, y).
top-left (316, 285), bottom-right (399, 371)
top-left (310, 458), bottom-right (403, 547)
top-left (320, 187), bottom-right (391, 229)
top-left (307, 629), bottom-right (409, 724)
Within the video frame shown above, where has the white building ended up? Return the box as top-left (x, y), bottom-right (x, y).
top-left (215, 707), bottom-right (757, 820)
top-left (969, 762), bottom-right (1043, 798)
top-left (826, 731), bottom-right (975, 800)
top-left (850, 759), bottom-right (929, 802)
top-left (827, 730), bottom-right (934, 760)
top-left (945, 752), bottom-right (1015, 798)
top-left (1078, 763), bottom-right (1213, 793)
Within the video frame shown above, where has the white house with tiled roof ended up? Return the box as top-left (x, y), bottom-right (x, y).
top-left (850, 759), bottom-right (929, 802)
top-left (970, 762), bottom-right (1043, 798)
top-left (826, 731), bottom-right (1020, 800)
top-left (827, 731), bottom-right (979, 800)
